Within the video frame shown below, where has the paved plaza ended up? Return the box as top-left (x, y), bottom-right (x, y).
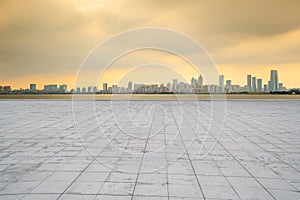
top-left (0, 100), bottom-right (299, 200)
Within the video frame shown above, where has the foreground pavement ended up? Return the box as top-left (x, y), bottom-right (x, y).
top-left (0, 100), bottom-right (299, 200)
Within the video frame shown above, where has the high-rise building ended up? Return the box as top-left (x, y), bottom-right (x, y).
top-left (93, 86), bottom-right (98, 93)
top-left (269, 70), bottom-right (279, 92)
top-left (0, 86), bottom-right (2, 93)
top-left (257, 79), bottom-right (262, 92)
top-left (264, 84), bottom-right (268, 92)
top-left (279, 83), bottom-right (283, 91)
top-left (76, 87), bottom-right (80, 93)
top-left (3, 86), bottom-right (11, 93)
top-left (219, 75), bottom-right (224, 87)
top-left (226, 80), bottom-right (231, 87)
top-left (198, 75), bottom-right (203, 86)
top-left (44, 84), bottom-right (57, 92)
top-left (103, 83), bottom-right (108, 91)
top-left (82, 87), bottom-right (87, 93)
top-left (191, 77), bottom-right (196, 86)
top-left (225, 80), bottom-right (232, 93)
top-left (128, 81), bottom-right (133, 92)
top-left (172, 79), bottom-right (178, 92)
top-left (167, 83), bottom-right (171, 91)
top-left (252, 77), bottom-right (257, 92)
top-left (247, 74), bottom-right (252, 90)
top-left (30, 84), bottom-right (37, 91)
top-left (88, 86), bottom-right (92, 93)
top-left (112, 85), bottom-right (118, 93)
top-left (59, 84), bottom-right (67, 93)
top-left (275, 70), bottom-right (279, 91)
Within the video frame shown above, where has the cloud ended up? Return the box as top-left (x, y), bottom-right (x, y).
top-left (213, 28), bottom-right (300, 65)
top-left (0, 0), bottom-right (299, 88)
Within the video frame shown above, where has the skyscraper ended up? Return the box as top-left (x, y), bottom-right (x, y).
top-left (247, 75), bottom-right (252, 90)
top-left (112, 85), bottom-right (118, 93)
top-left (275, 70), bottom-right (279, 91)
top-left (226, 80), bottom-right (231, 87)
top-left (172, 79), bottom-right (178, 92)
top-left (264, 84), bottom-right (268, 92)
top-left (59, 84), bottom-right (67, 93)
top-left (279, 83), bottom-right (283, 91)
top-left (225, 80), bottom-right (232, 93)
top-left (3, 86), bottom-right (11, 93)
top-left (218, 75), bottom-right (224, 93)
top-left (191, 77), bottom-right (196, 86)
top-left (252, 77), bottom-right (257, 92)
top-left (128, 81), bottom-right (133, 92)
top-left (219, 75), bottom-right (224, 87)
top-left (30, 84), bottom-right (37, 91)
top-left (103, 83), bottom-right (108, 91)
top-left (257, 79), bottom-right (262, 92)
top-left (93, 86), bottom-right (98, 93)
top-left (198, 75), bottom-right (203, 86)
top-left (88, 86), bottom-right (92, 93)
top-left (44, 84), bottom-right (57, 92)
top-left (270, 70), bottom-right (279, 92)
top-left (167, 83), bottom-right (171, 91)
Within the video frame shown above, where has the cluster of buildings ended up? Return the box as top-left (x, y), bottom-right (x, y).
top-left (0, 84), bottom-right (68, 94)
top-left (0, 86), bottom-right (12, 93)
top-left (0, 69), bottom-right (294, 95)
top-left (225, 69), bottom-right (285, 93)
top-left (245, 70), bottom-right (283, 93)
top-left (92, 69), bottom-right (286, 94)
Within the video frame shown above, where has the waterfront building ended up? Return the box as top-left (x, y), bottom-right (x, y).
top-left (103, 83), bottom-right (108, 92)
top-left (257, 79), bottom-right (262, 92)
top-left (269, 70), bottom-right (279, 91)
top-left (44, 84), bottom-right (57, 92)
top-left (30, 84), bottom-right (37, 91)
top-left (252, 77), bottom-right (257, 92)
top-left (247, 74), bottom-right (252, 91)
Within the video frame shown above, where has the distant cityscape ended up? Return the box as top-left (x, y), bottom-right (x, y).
top-left (1, 69), bottom-right (299, 94)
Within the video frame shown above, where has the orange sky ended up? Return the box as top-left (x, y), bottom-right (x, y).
top-left (0, 0), bottom-right (300, 89)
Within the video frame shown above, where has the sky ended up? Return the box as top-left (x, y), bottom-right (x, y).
top-left (0, 0), bottom-right (300, 89)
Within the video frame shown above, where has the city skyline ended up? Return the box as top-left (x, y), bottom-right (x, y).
top-left (1, 69), bottom-right (296, 94)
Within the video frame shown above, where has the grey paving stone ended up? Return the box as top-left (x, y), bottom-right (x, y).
top-left (21, 194), bottom-right (60, 200)
top-left (66, 181), bottom-right (103, 195)
top-left (0, 100), bottom-right (299, 199)
top-left (30, 181), bottom-right (72, 194)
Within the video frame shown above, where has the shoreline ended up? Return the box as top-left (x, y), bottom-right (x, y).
top-left (0, 94), bottom-right (300, 100)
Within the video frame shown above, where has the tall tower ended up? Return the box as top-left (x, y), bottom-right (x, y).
top-left (226, 80), bottom-right (231, 87)
top-left (198, 75), bottom-right (203, 87)
top-left (191, 77), bottom-right (196, 86)
top-left (252, 77), bottom-right (257, 92)
top-left (263, 84), bottom-right (268, 92)
top-left (257, 79), bottom-right (262, 92)
top-left (128, 81), bottom-right (133, 92)
top-left (247, 75), bottom-right (252, 91)
top-left (30, 84), bottom-right (37, 91)
top-left (103, 83), bottom-right (108, 91)
top-left (270, 70), bottom-right (279, 92)
top-left (219, 75), bottom-right (224, 93)
top-left (274, 70), bottom-right (279, 91)
top-left (219, 75), bottom-right (224, 87)
top-left (172, 79), bottom-right (178, 92)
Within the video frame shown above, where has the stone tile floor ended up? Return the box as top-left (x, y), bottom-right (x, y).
top-left (0, 100), bottom-right (299, 200)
